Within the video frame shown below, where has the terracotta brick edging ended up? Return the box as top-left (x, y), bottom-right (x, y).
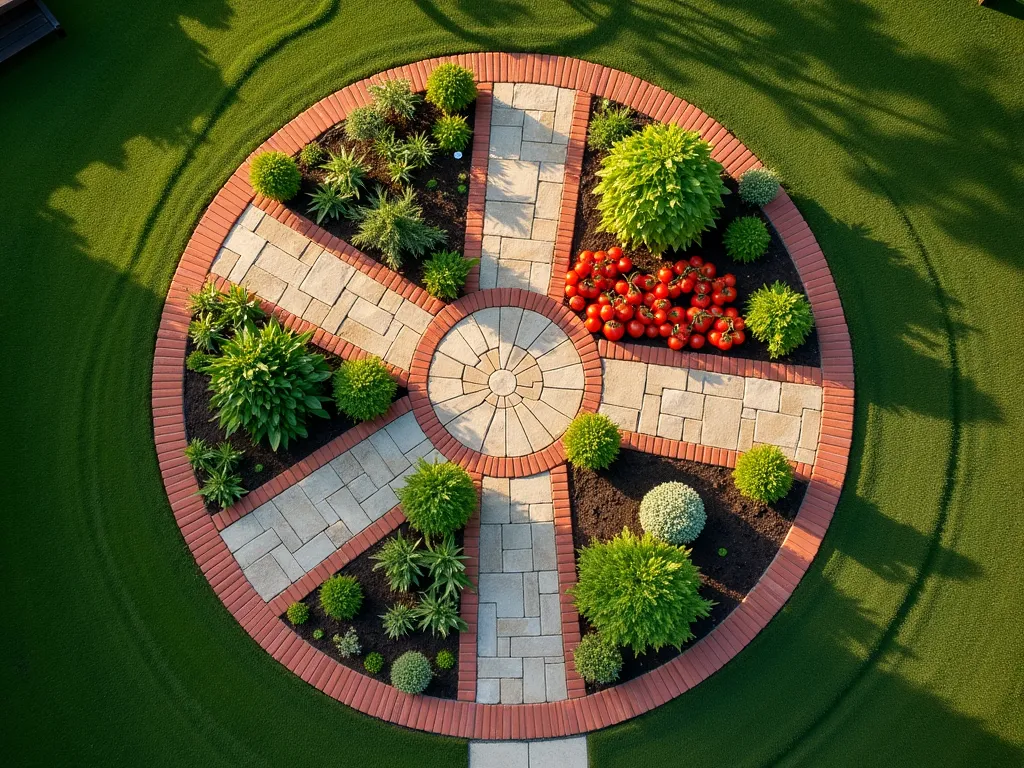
top-left (547, 90), bottom-right (590, 300)
top-left (153, 53), bottom-right (854, 739)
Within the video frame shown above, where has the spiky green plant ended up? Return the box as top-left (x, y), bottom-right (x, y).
top-left (587, 100), bottom-right (635, 151)
top-left (211, 441), bottom-right (243, 473)
top-left (184, 438), bottom-right (216, 473)
top-left (344, 105), bottom-right (387, 142)
top-left (188, 281), bottom-right (222, 318)
top-left (413, 593), bottom-right (467, 638)
top-left (387, 157), bottom-right (414, 186)
top-left (298, 142), bottom-right (327, 169)
top-left (371, 532), bottom-right (426, 593)
top-left (307, 183), bottom-right (352, 224)
top-left (351, 189), bottom-right (446, 270)
top-left (197, 468), bottom-right (246, 508)
top-left (745, 281), bottom-right (815, 359)
top-left (320, 147), bottom-right (366, 199)
top-left (218, 284), bottom-right (265, 330)
top-left (422, 250), bottom-right (476, 300)
top-left (188, 312), bottom-right (225, 353)
top-left (381, 603), bottom-right (416, 639)
top-left (401, 132), bottom-right (435, 169)
top-left (421, 535), bottom-right (471, 600)
top-left (368, 79), bottom-right (420, 123)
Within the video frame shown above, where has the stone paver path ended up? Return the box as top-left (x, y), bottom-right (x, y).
top-left (599, 359), bottom-right (823, 464)
top-left (480, 84), bottom-right (574, 294)
top-left (476, 473), bottom-right (567, 704)
top-left (469, 737), bottom-right (587, 768)
top-left (219, 413), bottom-right (441, 599)
top-left (428, 307), bottom-right (584, 456)
top-left (210, 204), bottom-right (433, 370)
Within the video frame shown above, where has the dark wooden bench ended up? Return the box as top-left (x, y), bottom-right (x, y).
top-left (0, 0), bottom-right (62, 64)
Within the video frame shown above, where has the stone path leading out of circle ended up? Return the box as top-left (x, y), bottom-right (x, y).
top-left (469, 737), bottom-right (587, 768)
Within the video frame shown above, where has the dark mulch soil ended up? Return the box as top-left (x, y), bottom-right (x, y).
top-left (568, 448), bottom-right (806, 690)
top-left (287, 97), bottom-right (475, 288)
top-left (568, 99), bottom-right (820, 367)
top-left (286, 523), bottom-right (460, 698)
top-left (183, 342), bottom-right (405, 514)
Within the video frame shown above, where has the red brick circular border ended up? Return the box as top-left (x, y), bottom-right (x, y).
top-left (408, 288), bottom-right (602, 478)
top-left (152, 53), bottom-right (854, 739)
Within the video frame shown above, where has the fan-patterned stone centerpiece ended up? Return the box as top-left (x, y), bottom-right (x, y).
top-left (427, 308), bottom-right (584, 456)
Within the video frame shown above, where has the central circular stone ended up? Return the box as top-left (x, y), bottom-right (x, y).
top-left (426, 308), bottom-right (585, 457)
top-left (488, 369), bottom-right (517, 396)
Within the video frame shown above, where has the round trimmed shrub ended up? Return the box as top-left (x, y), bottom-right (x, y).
top-left (298, 142), bottom-right (327, 169)
top-left (344, 105), bottom-right (388, 142)
top-left (435, 649), bottom-right (456, 670)
top-left (431, 114), bottom-right (473, 152)
top-left (569, 528), bottom-right (712, 653)
top-left (319, 575), bottom-right (363, 620)
top-left (185, 350), bottom-right (210, 372)
top-left (745, 281), bottom-right (815, 359)
top-left (390, 650), bottom-right (432, 694)
top-left (733, 444), bottom-right (794, 503)
top-left (573, 633), bottom-right (623, 685)
top-left (563, 412), bottom-right (621, 470)
top-left (723, 216), bottom-right (771, 263)
top-left (332, 356), bottom-right (397, 422)
top-left (594, 123), bottom-right (727, 254)
top-left (398, 460), bottom-right (477, 539)
top-left (425, 63), bottom-right (478, 114)
top-left (249, 150), bottom-right (302, 202)
top-left (286, 601), bottom-right (310, 625)
top-left (363, 652), bottom-right (385, 674)
top-left (638, 482), bottom-right (706, 545)
top-left (738, 167), bottom-right (781, 206)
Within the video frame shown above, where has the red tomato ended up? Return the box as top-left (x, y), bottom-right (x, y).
top-left (569, 295), bottom-right (586, 312)
top-left (565, 284), bottom-right (578, 298)
top-left (652, 309), bottom-right (668, 326)
top-left (724, 307), bottom-right (739, 318)
top-left (709, 305), bottom-right (724, 317)
top-left (602, 262), bottom-right (619, 279)
top-left (653, 298), bottom-right (672, 312)
top-left (617, 256), bottom-right (633, 273)
top-left (578, 279), bottom-right (600, 299)
top-left (700, 263), bottom-right (717, 279)
top-left (578, 250), bottom-right (595, 263)
top-left (575, 261), bottom-right (592, 278)
top-left (627, 319), bottom-right (645, 338)
top-left (712, 291), bottom-right (728, 306)
top-left (603, 320), bottom-right (626, 341)
top-left (733, 317), bottom-right (745, 331)
top-left (688, 310), bottom-right (713, 333)
top-left (717, 334), bottom-right (733, 351)
top-left (714, 318), bottom-right (731, 332)
top-left (636, 307), bottom-right (656, 325)
top-left (691, 293), bottom-right (712, 309)
top-left (614, 279), bottom-right (630, 295)
top-left (681, 277), bottom-right (696, 293)
top-left (596, 293), bottom-right (612, 306)
top-left (653, 283), bottom-right (669, 300)
top-left (708, 330), bottom-right (721, 347)
top-left (667, 282), bottom-right (682, 299)
top-left (689, 333), bottom-right (706, 349)
top-left (584, 316), bottom-right (603, 333)
top-left (658, 322), bottom-right (673, 337)
top-left (594, 250), bottom-right (608, 262)
top-left (643, 292), bottom-right (656, 308)
top-left (625, 286), bottom-right (643, 305)
top-left (614, 303), bottom-right (634, 322)
top-left (634, 273), bottom-right (656, 292)
top-left (689, 255), bottom-right (704, 268)
top-left (667, 306), bottom-right (686, 324)
top-left (599, 304), bottom-right (616, 322)
top-left (657, 266), bottom-right (675, 284)
top-left (645, 324), bottom-right (661, 338)
top-left (565, 270), bottom-right (580, 286)
top-left (732, 330), bottom-right (746, 344)
top-left (715, 286), bottom-right (737, 304)
top-left (667, 335), bottom-right (685, 351)
top-left (673, 260), bottom-right (688, 276)
top-left (607, 246), bottom-right (623, 260)
top-left (712, 278), bottom-right (725, 292)
top-left (722, 273), bottom-right (736, 288)
top-left (586, 304), bottom-right (601, 319)
top-left (696, 281), bottom-right (711, 295)
top-left (592, 275), bottom-right (608, 291)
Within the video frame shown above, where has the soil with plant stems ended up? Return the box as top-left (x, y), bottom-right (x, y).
top-left (286, 96), bottom-right (476, 289)
top-left (183, 340), bottom-right (406, 514)
top-left (286, 523), bottom-right (460, 699)
top-left (568, 448), bottom-right (806, 691)
top-left (567, 98), bottom-right (821, 367)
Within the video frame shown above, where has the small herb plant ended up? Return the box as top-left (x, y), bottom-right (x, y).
top-left (422, 250), bottom-right (477, 300)
top-left (363, 652), bottom-right (385, 674)
top-left (381, 603), bottom-right (416, 640)
top-left (351, 189), bottom-right (446, 270)
top-left (587, 100), bottom-right (634, 151)
top-left (435, 649), bottom-right (456, 670)
top-left (723, 216), bottom-right (771, 263)
top-left (368, 79), bottom-right (420, 123)
top-left (320, 575), bottom-right (363, 620)
top-left (286, 602), bottom-right (310, 625)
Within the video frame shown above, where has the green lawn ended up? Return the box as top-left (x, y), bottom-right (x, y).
top-left (1, 1), bottom-right (1021, 765)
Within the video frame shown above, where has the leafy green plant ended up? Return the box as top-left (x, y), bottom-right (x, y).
top-left (286, 601), bottom-right (309, 625)
top-left (184, 438), bottom-right (216, 473)
top-left (320, 147), bottom-right (366, 199)
top-left (723, 216), bottom-right (771, 263)
top-left (431, 114), bottom-right (472, 151)
top-left (185, 350), bottom-right (210, 372)
top-left (188, 313), bottom-right (225, 353)
top-left (363, 652), bottom-right (385, 674)
top-left (312, 628), bottom-right (324, 640)
top-left (587, 100), bottom-right (634, 151)
top-left (319, 574), bottom-right (363, 620)
top-left (717, 547), bottom-right (728, 557)
top-left (332, 627), bottom-right (361, 658)
top-left (381, 603), bottom-right (416, 639)
top-left (398, 459), bottom-right (477, 540)
top-left (249, 150), bottom-right (302, 202)
top-left (425, 63), bottom-right (478, 114)
top-left (206, 320), bottom-right (331, 450)
top-left (422, 250), bottom-right (477, 300)
top-left (639, 482), bottom-right (706, 545)
top-left (197, 468), bottom-right (245, 508)
top-left (332, 356), bottom-right (397, 422)
top-left (211, 441), bottom-right (243, 472)
top-left (368, 79), bottom-right (420, 123)
top-left (254, 463), bottom-right (264, 473)
top-left (307, 183), bottom-right (352, 224)
top-left (298, 142), bottom-right (327, 169)
top-left (219, 284), bottom-right (265, 330)
top-left (372, 127), bottom-right (404, 162)
top-left (435, 649), bottom-right (455, 670)
top-left (390, 650), bottom-right (432, 694)
top-left (413, 593), bottom-right (467, 638)
top-left (572, 633), bottom-right (623, 685)
top-left (563, 412), bottom-right (621, 470)
top-left (401, 132), bottom-right (435, 169)
top-left (344, 105), bottom-right (387, 142)
top-left (594, 123), bottom-right (727, 254)
top-left (351, 189), bottom-right (446, 270)
top-left (421, 535), bottom-right (471, 600)
top-left (569, 528), bottom-right (712, 653)
top-left (425, 178), bottom-right (438, 190)
top-left (387, 157), bottom-right (414, 186)
top-left (456, 184), bottom-right (468, 194)
top-left (745, 281), bottom-right (815, 359)
top-left (738, 167), bottom-right (781, 206)
top-left (733, 444), bottom-right (794, 503)
top-left (371, 532), bottom-right (425, 592)
top-left (188, 281), bottom-right (222, 317)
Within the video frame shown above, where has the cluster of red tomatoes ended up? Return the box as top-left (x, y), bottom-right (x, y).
top-left (564, 246), bottom-right (747, 351)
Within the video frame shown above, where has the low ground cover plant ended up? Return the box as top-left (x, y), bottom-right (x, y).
top-left (352, 189), bottom-right (446, 270)
top-left (425, 63), bottom-right (477, 114)
top-left (249, 150), bottom-right (302, 202)
top-left (573, 632), bottom-right (623, 684)
top-left (320, 574), bottom-right (363, 620)
top-left (422, 250), bottom-right (476, 300)
top-left (723, 216), bottom-right (771, 263)
top-left (390, 650), bottom-right (432, 694)
top-left (398, 459), bottom-right (476, 539)
top-left (332, 627), bottom-right (361, 658)
top-left (745, 281), bottom-right (815, 358)
top-left (332, 356), bottom-right (396, 422)
top-left (564, 412), bottom-right (621, 470)
top-left (431, 114), bottom-right (472, 151)
top-left (639, 482), bottom-right (706, 545)
top-left (587, 100), bottom-right (634, 151)
top-left (733, 444), bottom-right (794, 503)
top-left (738, 167), bottom-right (781, 206)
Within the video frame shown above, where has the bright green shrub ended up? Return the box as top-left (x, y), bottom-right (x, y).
top-left (371, 532), bottom-right (425, 592)
top-left (319, 575), bottom-right (363, 620)
top-left (307, 183), bottom-right (353, 224)
top-left (345, 105), bottom-right (388, 142)
top-left (745, 281), bottom-right (815, 359)
top-left (381, 603), bottom-right (416, 639)
top-left (185, 350), bottom-right (210, 372)
top-left (249, 150), bottom-right (302, 202)
top-left (211, 441), bottom-right (243, 472)
top-left (390, 651), bottom-right (432, 694)
top-left (364, 652), bottom-right (385, 674)
top-left (425, 63), bottom-right (478, 114)
top-left (387, 157), bottom-right (414, 186)
top-left (431, 114), bottom-right (472, 151)
top-left (298, 142), bottom-right (327, 168)
top-left (563, 412), bottom-right (621, 470)
top-left (733, 444), bottom-right (794, 503)
top-left (413, 593), bottom-right (467, 638)
top-left (206, 320), bottom-right (331, 450)
top-left (569, 528), bottom-right (712, 653)
top-left (421, 535), bottom-right (470, 600)
top-left (587, 101), bottom-right (634, 151)
top-left (219, 284), bottom-right (265, 330)
top-left (372, 127), bottom-right (403, 162)
top-left (639, 482), bottom-right (706, 544)
top-left (352, 189), bottom-right (446, 270)
top-left (435, 649), bottom-right (456, 670)
top-left (286, 601), bottom-right (309, 625)
top-left (320, 147), bottom-right (366, 199)
top-left (573, 633), bottom-right (623, 685)
top-left (197, 468), bottom-right (245, 508)
top-left (724, 216), bottom-right (771, 263)
top-left (738, 167), bottom-right (781, 206)
top-left (332, 356), bottom-right (397, 422)
top-left (332, 627), bottom-right (361, 658)
top-left (422, 250), bottom-right (476, 300)
top-left (188, 281), bottom-right (222, 317)
top-left (368, 79), bottom-right (421, 123)
top-left (312, 628), bottom-right (324, 640)
top-left (594, 123), bottom-right (727, 254)
top-left (397, 459), bottom-right (477, 539)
